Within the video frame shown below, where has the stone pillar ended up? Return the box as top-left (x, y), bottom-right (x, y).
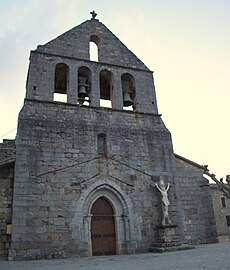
top-left (67, 66), bottom-right (78, 104)
top-left (112, 74), bottom-right (123, 110)
top-left (44, 64), bottom-right (55, 102)
top-left (90, 70), bottom-right (100, 107)
top-left (82, 214), bottom-right (93, 256)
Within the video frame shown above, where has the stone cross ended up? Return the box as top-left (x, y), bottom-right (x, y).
top-left (90, 11), bottom-right (97, 19)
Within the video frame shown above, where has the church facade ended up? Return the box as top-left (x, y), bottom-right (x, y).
top-left (0, 15), bottom-right (218, 260)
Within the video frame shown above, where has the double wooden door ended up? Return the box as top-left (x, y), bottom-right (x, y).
top-left (91, 197), bottom-right (116, 256)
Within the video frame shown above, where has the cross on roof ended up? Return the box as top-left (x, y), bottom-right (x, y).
top-left (90, 10), bottom-right (97, 19)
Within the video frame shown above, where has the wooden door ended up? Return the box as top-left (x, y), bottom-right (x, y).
top-left (91, 197), bottom-right (116, 256)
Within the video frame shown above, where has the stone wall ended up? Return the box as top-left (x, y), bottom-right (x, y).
top-left (0, 140), bottom-right (15, 260)
top-left (38, 19), bottom-right (149, 70)
top-left (10, 99), bottom-right (180, 260)
top-left (210, 184), bottom-right (230, 241)
top-left (0, 140), bottom-right (15, 166)
top-left (25, 18), bottom-right (158, 114)
top-left (175, 155), bottom-right (218, 244)
top-left (0, 164), bottom-right (14, 260)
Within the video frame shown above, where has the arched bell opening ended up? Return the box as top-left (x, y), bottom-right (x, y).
top-left (89, 35), bottom-right (100, 62)
top-left (99, 70), bottom-right (113, 108)
top-left (121, 73), bottom-right (136, 111)
top-left (54, 63), bottom-right (69, 102)
top-left (90, 197), bottom-right (116, 256)
top-left (78, 66), bottom-right (91, 105)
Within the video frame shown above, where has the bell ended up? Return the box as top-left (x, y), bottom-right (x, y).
top-left (78, 85), bottom-right (88, 98)
top-left (78, 76), bottom-right (88, 98)
top-left (123, 92), bottom-right (133, 107)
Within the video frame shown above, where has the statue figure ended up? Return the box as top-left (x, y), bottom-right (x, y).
top-left (156, 178), bottom-right (172, 226)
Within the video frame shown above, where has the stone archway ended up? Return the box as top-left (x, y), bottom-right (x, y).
top-left (90, 197), bottom-right (116, 256)
top-left (85, 187), bottom-right (126, 256)
top-left (72, 182), bottom-right (139, 256)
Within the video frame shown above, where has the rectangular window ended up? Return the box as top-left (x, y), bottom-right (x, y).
top-left (221, 197), bottom-right (226, 208)
top-left (226, 216), bottom-right (230, 227)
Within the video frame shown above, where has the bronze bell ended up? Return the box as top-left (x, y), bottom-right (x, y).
top-left (78, 76), bottom-right (88, 98)
top-left (123, 92), bottom-right (133, 107)
top-left (78, 86), bottom-right (88, 98)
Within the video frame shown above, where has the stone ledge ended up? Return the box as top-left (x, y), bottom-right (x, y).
top-left (150, 243), bottom-right (195, 253)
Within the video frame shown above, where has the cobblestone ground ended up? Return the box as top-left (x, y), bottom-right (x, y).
top-left (1, 243), bottom-right (230, 270)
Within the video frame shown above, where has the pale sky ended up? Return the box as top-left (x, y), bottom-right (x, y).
top-left (0, 0), bottom-right (229, 179)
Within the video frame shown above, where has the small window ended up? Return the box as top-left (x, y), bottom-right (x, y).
top-left (90, 35), bottom-right (100, 62)
top-left (226, 215), bottom-right (230, 227)
top-left (98, 133), bottom-right (107, 154)
top-left (89, 42), bottom-right (98, 62)
top-left (221, 197), bottom-right (226, 208)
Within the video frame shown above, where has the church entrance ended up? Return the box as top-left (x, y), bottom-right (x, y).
top-left (90, 197), bottom-right (116, 256)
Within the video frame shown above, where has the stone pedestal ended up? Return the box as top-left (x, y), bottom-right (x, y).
top-left (150, 224), bottom-right (194, 253)
top-left (157, 224), bottom-right (179, 244)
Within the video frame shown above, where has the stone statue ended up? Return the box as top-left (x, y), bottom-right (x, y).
top-left (156, 178), bottom-right (172, 226)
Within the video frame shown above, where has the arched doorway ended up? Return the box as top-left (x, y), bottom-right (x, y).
top-left (90, 197), bottom-right (116, 256)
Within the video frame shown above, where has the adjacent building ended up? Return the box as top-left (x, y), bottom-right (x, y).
top-left (211, 184), bottom-right (230, 242)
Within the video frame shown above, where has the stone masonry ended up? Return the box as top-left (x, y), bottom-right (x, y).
top-left (174, 154), bottom-right (217, 244)
top-left (0, 15), bottom-right (218, 260)
top-left (0, 140), bottom-right (15, 259)
top-left (210, 184), bottom-right (230, 242)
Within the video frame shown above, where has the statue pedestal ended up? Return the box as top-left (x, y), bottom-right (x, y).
top-left (157, 224), bottom-right (179, 244)
top-left (150, 224), bottom-right (194, 253)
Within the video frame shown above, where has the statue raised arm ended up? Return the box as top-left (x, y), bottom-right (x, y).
top-left (156, 178), bottom-right (171, 226)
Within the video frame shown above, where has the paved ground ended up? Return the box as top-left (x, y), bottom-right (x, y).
top-left (1, 243), bottom-right (230, 270)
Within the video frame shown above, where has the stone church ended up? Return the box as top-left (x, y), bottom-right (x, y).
top-left (0, 13), bottom-right (218, 260)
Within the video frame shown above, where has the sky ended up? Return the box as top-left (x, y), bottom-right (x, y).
top-left (0, 0), bottom-right (229, 179)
